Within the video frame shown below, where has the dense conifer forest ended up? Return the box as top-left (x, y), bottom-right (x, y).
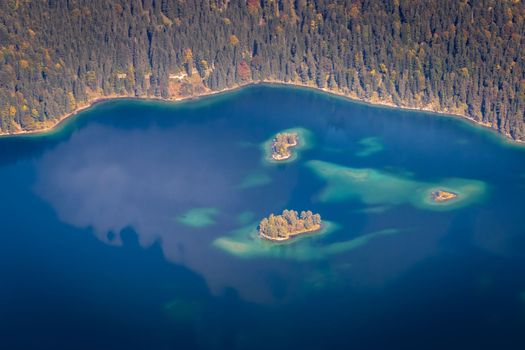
top-left (0, 0), bottom-right (523, 139)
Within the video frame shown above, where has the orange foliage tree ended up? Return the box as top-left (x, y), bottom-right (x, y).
top-left (247, 0), bottom-right (259, 14)
top-left (237, 60), bottom-right (251, 81)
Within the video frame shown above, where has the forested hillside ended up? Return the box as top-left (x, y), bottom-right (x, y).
top-left (0, 0), bottom-right (524, 139)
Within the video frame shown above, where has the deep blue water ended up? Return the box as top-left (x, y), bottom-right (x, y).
top-left (1, 85), bottom-right (525, 349)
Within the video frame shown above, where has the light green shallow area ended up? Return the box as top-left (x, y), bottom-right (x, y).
top-left (164, 298), bottom-right (204, 323)
top-left (237, 172), bottom-right (272, 189)
top-left (322, 228), bottom-right (401, 255)
top-left (213, 220), bottom-right (339, 260)
top-left (261, 127), bottom-right (314, 164)
top-left (355, 205), bottom-right (391, 214)
top-left (213, 221), bottom-right (405, 261)
top-left (520, 291), bottom-right (525, 305)
top-left (236, 211), bottom-right (255, 225)
top-left (306, 160), bottom-right (487, 211)
top-left (355, 137), bottom-right (384, 157)
top-left (176, 208), bottom-right (219, 228)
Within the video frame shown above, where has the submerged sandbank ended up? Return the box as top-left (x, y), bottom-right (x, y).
top-left (306, 160), bottom-right (487, 211)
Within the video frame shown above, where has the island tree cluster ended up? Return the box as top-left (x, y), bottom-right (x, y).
top-left (272, 132), bottom-right (298, 160)
top-left (0, 0), bottom-right (523, 139)
top-left (259, 210), bottom-right (322, 241)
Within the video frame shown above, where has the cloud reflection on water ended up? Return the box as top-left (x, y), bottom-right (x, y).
top-left (34, 120), bottom-right (310, 302)
top-left (35, 123), bottom-right (237, 243)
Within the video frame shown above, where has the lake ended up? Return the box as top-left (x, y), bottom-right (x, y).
top-left (1, 85), bottom-right (525, 349)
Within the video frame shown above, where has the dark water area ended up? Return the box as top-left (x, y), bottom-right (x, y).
top-left (1, 85), bottom-right (525, 349)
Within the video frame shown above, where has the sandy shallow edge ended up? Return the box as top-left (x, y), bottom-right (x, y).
top-left (1, 80), bottom-right (523, 146)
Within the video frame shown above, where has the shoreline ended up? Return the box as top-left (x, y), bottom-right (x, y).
top-left (431, 189), bottom-right (458, 203)
top-left (1, 80), bottom-right (523, 145)
top-left (265, 80), bottom-right (524, 145)
top-left (271, 139), bottom-right (298, 161)
top-left (259, 224), bottom-right (322, 242)
top-left (0, 85), bottom-right (243, 138)
top-left (271, 153), bottom-right (292, 161)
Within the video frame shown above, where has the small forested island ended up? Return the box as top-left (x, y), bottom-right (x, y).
top-left (431, 190), bottom-right (457, 202)
top-left (271, 133), bottom-right (299, 161)
top-left (258, 209), bottom-right (322, 241)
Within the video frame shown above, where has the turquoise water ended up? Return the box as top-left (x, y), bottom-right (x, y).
top-left (1, 85), bottom-right (525, 349)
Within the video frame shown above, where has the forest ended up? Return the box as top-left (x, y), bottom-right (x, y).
top-left (0, 0), bottom-right (523, 140)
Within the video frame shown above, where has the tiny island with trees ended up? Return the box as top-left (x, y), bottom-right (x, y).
top-left (258, 210), bottom-right (322, 241)
top-left (271, 132), bottom-right (299, 161)
top-left (431, 190), bottom-right (457, 202)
